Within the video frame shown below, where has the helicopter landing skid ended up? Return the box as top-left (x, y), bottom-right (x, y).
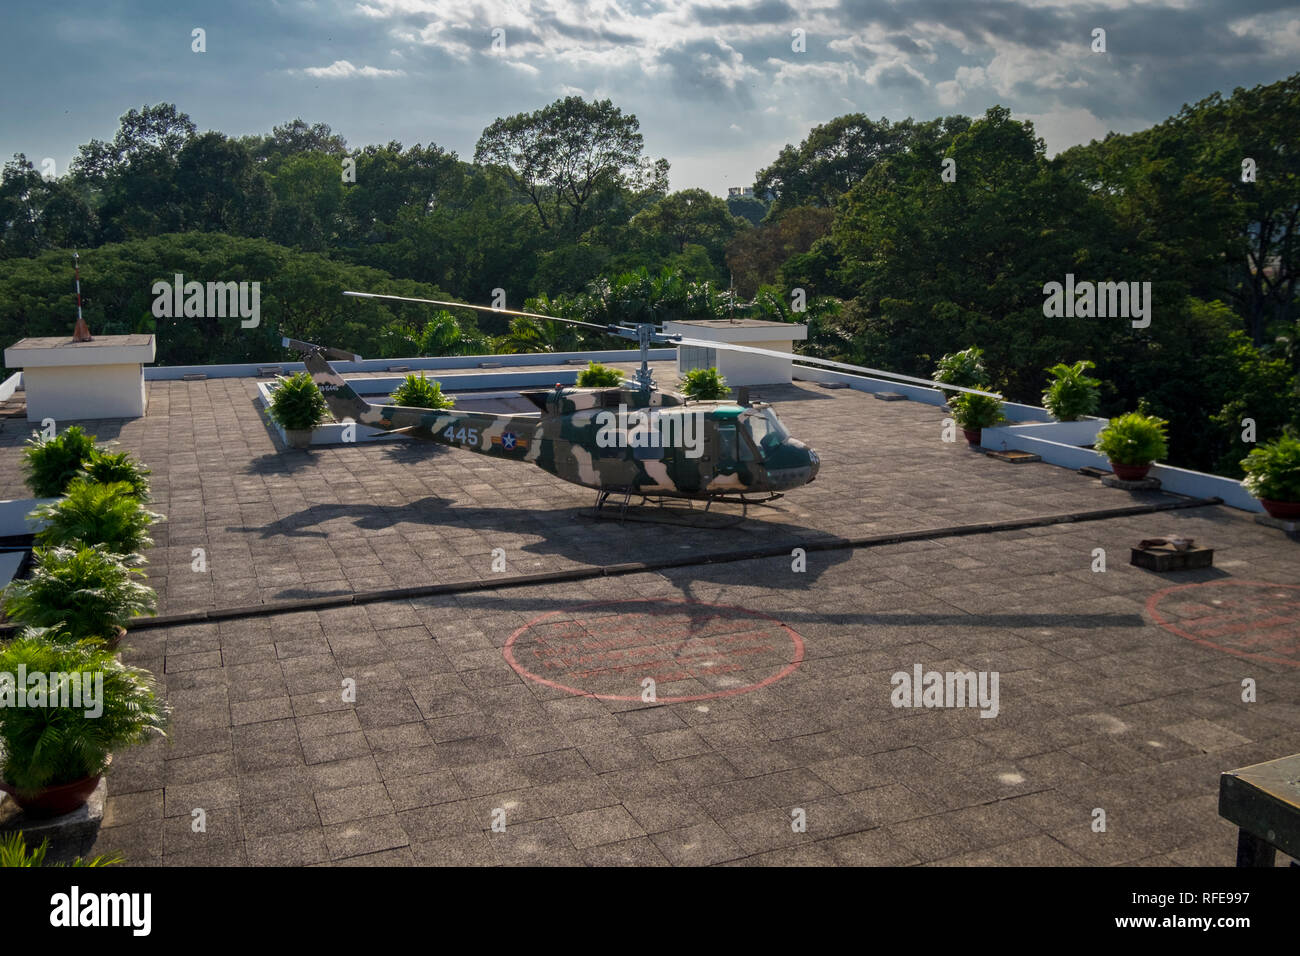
top-left (585, 488), bottom-right (783, 528)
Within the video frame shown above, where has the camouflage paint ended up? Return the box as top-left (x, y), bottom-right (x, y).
top-left (291, 341), bottom-right (820, 499)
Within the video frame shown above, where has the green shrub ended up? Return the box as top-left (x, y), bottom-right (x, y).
top-left (576, 362), bottom-right (625, 387)
top-left (389, 372), bottom-right (454, 409)
top-left (1042, 360), bottom-right (1102, 422)
top-left (679, 367), bottom-right (730, 400)
top-left (1094, 412), bottom-right (1169, 466)
top-left (33, 480), bottom-right (162, 556)
top-left (21, 426), bottom-right (97, 498)
top-left (933, 347), bottom-right (987, 400)
top-left (0, 631), bottom-right (169, 795)
top-left (0, 831), bottom-right (124, 867)
top-left (79, 449), bottom-right (151, 501)
top-left (950, 392), bottom-right (1005, 430)
top-left (1241, 433), bottom-right (1300, 502)
top-left (268, 371), bottom-right (327, 430)
top-left (3, 545), bottom-right (156, 642)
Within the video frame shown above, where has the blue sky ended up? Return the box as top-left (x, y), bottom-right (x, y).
top-left (3, 0), bottom-right (1297, 193)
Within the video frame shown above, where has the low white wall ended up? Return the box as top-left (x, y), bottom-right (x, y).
top-left (792, 365), bottom-right (1053, 423)
top-left (148, 348), bottom-right (674, 381)
top-left (0, 498), bottom-right (55, 536)
top-left (0, 371), bottom-right (22, 402)
top-left (792, 364), bottom-right (1260, 512)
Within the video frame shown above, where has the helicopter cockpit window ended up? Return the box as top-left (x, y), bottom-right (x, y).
top-left (762, 408), bottom-right (790, 444)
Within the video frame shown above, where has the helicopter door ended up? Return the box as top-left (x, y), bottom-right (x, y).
top-left (715, 424), bottom-right (739, 474)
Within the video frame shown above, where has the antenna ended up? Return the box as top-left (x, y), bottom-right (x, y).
top-left (72, 250), bottom-right (92, 342)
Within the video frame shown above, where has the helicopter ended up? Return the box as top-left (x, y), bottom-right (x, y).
top-left (283, 291), bottom-right (999, 520)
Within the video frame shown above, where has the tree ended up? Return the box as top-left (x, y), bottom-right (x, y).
top-left (754, 114), bottom-right (970, 217)
top-left (632, 189), bottom-right (748, 275)
top-left (724, 206), bottom-right (834, 297)
top-left (475, 97), bottom-right (657, 236)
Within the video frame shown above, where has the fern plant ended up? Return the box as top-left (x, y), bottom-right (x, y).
top-left (21, 426), bottom-right (97, 498)
top-left (79, 449), bottom-right (151, 501)
top-left (3, 544), bottom-right (156, 642)
top-left (0, 831), bottom-right (124, 867)
top-left (32, 480), bottom-right (162, 556)
top-left (0, 631), bottom-right (170, 794)
top-left (576, 362), bottom-right (624, 387)
top-left (389, 372), bottom-right (454, 409)
top-left (679, 366), bottom-right (730, 400)
top-left (268, 371), bottom-right (327, 430)
top-left (932, 347), bottom-right (987, 400)
top-left (1042, 360), bottom-right (1102, 421)
top-left (1241, 433), bottom-right (1300, 502)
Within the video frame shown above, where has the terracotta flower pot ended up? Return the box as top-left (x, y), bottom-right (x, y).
top-left (1109, 461), bottom-right (1151, 481)
top-left (0, 773), bottom-right (102, 819)
top-left (962, 428), bottom-right (981, 446)
top-left (1259, 498), bottom-right (1300, 520)
top-left (284, 428), bottom-right (313, 449)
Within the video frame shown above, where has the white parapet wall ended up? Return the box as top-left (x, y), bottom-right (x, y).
top-left (792, 363), bottom-right (1263, 513)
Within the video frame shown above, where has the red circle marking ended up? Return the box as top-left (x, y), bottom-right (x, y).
top-left (1146, 579), bottom-right (1300, 668)
top-left (503, 597), bottom-right (805, 702)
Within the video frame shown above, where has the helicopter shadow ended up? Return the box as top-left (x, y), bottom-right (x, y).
top-left (228, 494), bottom-right (854, 591)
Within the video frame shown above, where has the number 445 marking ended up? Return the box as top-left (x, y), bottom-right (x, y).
top-left (443, 425), bottom-right (479, 447)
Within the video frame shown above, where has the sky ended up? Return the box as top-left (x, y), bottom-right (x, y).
top-left (2, 0), bottom-right (1298, 194)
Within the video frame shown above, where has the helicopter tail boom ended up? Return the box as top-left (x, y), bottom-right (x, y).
top-left (285, 338), bottom-right (374, 423)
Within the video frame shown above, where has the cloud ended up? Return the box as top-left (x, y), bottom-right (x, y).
top-left (299, 59), bottom-right (406, 78)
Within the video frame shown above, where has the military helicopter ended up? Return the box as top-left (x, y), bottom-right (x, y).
top-left (284, 291), bottom-right (998, 521)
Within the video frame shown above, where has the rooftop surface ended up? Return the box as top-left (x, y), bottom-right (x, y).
top-left (1, 359), bottom-right (1297, 866)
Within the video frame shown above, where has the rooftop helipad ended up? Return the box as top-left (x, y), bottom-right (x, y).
top-left (0, 360), bottom-right (1296, 866)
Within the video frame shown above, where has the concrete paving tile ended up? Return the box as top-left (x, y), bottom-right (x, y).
top-left (650, 821), bottom-right (747, 867)
top-left (323, 814), bottom-right (411, 861)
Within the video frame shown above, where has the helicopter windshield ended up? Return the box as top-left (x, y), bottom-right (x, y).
top-left (742, 408), bottom-right (789, 460)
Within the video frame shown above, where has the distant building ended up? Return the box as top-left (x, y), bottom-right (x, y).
top-left (727, 186), bottom-right (754, 198)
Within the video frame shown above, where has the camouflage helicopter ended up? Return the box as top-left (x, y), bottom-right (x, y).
top-left (285, 291), bottom-right (998, 520)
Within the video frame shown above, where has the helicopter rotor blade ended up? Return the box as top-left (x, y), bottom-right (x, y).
top-left (343, 290), bottom-right (631, 337)
top-left (669, 336), bottom-right (1003, 399)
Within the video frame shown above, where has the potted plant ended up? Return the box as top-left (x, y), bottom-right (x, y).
top-left (1093, 411), bottom-right (1169, 480)
top-left (3, 544), bottom-right (156, 647)
top-left (0, 630), bottom-right (169, 818)
top-left (576, 362), bottom-right (624, 388)
top-left (1042, 360), bottom-right (1101, 422)
top-left (1241, 433), bottom-right (1300, 519)
top-left (389, 372), bottom-right (455, 409)
top-left (32, 479), bottom-right (162, 557)
top-left (21, 426), bottom-right (97, 498)
top-left (949, 391), bottom-right (1005, 446)
top-left (680, 366), bottom-right (730, 400)
top-left (268, 371), bottom-right (327, 448)
top-left (932, 346), bottom-right (987, 404)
